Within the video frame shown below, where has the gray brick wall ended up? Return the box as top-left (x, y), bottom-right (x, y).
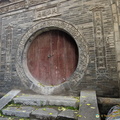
top-left (0, 0), bottom-right (119, 97)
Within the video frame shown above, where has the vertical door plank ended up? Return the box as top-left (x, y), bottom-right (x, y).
top-left (27, 30), bottom-right (78, 86)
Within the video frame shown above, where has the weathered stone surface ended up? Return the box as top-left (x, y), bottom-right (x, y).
top-left (2, 106), bottom-right (35, 118)
top-left (48, 96), bottom-right (79, 108)
top-left (30, 118), bottom-right (39, 120)
top-left (58, 109), bottom-right (77, 120)
top-left (31, 108), bottom-right (58, 120)
top-left (0, 118), bottom-right (8, 120)
top-left (0, 117), bottom-right (29, 120)
top-left (78, 90), bottom-right (101, 120)
top-left (13, 94), bottom-right (79, 108)
top-left (0, 90), bottom-right (21, 110)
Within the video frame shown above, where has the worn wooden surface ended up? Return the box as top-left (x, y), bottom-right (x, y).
top-left (27, 30), bottom-right (78, 86)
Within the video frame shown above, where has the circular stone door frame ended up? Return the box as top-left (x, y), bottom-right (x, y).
top-left (16, 19), bottom-right (89, 95)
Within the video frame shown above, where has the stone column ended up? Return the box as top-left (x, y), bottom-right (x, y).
top-left (110, 0), bottom-right (120, 95)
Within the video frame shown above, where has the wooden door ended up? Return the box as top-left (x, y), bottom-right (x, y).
top-left (27, 30), bottom-right (78, 86)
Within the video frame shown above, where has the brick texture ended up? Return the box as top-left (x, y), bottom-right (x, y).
top-left (0, 0), bottom-right (119, 97)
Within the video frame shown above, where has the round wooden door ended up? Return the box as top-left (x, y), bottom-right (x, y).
top-left (27, 30), bottom-right (78, 86)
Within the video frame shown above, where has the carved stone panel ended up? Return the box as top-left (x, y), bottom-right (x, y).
top-left (34, 4), bottom-right (61, 21)
top-left (0, 0), bottom-right (25, 14)
top-left (92, 7), bottom-right (108, 79)
top-left (4, 25), bottom-right (13, 81)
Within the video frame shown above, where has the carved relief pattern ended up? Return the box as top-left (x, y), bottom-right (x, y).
top-left (29, 0), bottom-right (48, 6)
top-left (93, 8), bottom-right (108, 78)
top-left (4, 25), bottom-right (13, 81)
top-left (0, 0), bottom-right (25, 14)
top-left (34, 5), bottom-right (61, 20)
top-left (0, 0), bottom-right (55, 15)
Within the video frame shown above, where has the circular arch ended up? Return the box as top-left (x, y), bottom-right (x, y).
top-left (16, 19), bottom-right (89, 95)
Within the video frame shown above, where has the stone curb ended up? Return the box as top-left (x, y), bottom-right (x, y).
top-left (13, 94), bottom-right (79, 108)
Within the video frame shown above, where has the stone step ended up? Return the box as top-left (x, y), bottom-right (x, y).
top-left (13, 94), bottom-right (79, 108)
top-left (30, 108), bottom-right (58, 120)
top-left (0, 118), bottom-right (8, 120)
top-left (0, 90), bottom-right (101, 120)
top-left (0, 117), bottom-right (29, 120)
top-left (31, 108), bottom-right (77, 120)
top-left (78, 90), bottom-right (101, 120)
top-left (57, 109), bottom-right (78, 120)
top-left (2, 106), bottom-right (78, 120)
top-left (2, 106), bottom-right (35, 118)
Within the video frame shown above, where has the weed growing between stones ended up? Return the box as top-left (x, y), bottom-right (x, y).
top-left (0, 110), bottom-right (29, 120)
top-left (0, 101), bottom-right (30, 120)
top-left (0, 101), bottom-right (79, 120)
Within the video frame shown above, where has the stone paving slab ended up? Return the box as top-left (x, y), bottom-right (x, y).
top-left (31, 108), bottom-right (58, 120)
top-left (78, 90), bottom-right (101, 120)
top-left (2, 106), bottom-right (78, 120)
top-left (0, 90), bottom-right (21, 110)
top-left (13, 94), bottom-right (79, 108)
top-left (2, 106), bottom-right (35, 118)
top-left (0, 117), bottom-right (29, 120)
top-left (0, 118), bottom-right (8, 120)
top-left (58, 109), bottom-right (77, 120)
